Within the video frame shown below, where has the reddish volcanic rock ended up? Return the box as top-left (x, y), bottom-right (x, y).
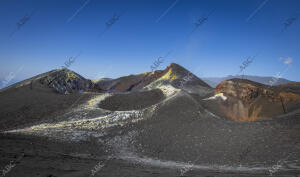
top-left (95, 67), bottom-right (170, 93)
top-left (95, 63), bottom-right (210, 93)
top-left (214, 79), bottom-right (300, 121)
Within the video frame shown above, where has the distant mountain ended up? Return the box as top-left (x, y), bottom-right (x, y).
top-left (201, 79), bottom-right (219, 88)
top-left (201, 75), bottom-right (292, 88)
top-left (0, 79), bottom-right (20, 89)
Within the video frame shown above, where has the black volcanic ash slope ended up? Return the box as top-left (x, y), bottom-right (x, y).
top-left (0, 69), bottom-right (98, 131)
top-left (126, 90), bottom-right (300, 166)
top-left (98, 89), bottom-right (165, 111)
top-left (1, 63), bottom-right (300, 176)
top-left (0, 68), bottom-right (96, 94)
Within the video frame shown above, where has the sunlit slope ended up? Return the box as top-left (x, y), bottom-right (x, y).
top-left (203, 79), bottom-right (300, 121)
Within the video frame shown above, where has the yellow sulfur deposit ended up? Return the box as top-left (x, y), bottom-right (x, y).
top-left (66, 71), bottom-right (78, 80)
top-left (157, 68), bottom-right (177, 81)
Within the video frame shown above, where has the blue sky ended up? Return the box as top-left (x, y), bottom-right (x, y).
top-left (0, 0), bottom-right (299, 87)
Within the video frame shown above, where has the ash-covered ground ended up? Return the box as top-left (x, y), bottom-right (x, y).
top-left (1, 63), bottom-right (300, 177)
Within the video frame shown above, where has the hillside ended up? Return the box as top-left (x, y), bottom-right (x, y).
top-left (0, 63), bottom-right (299, 177)
top-left (202, 79), bottom-right (300, 121)
top-left (202, 75), bottom-right (292, 87)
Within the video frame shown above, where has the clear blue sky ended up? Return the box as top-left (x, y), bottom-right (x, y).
top-left (0, 0), bottom-right (299, 85)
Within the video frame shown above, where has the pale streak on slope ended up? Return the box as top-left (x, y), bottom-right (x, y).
top-left (203, 93), bottom-right (227, 101)
top-left (5, 110), bottom-right (143, 133)
top-left (5, 67), bottom-right (181, 135)
top-left (110, 132), bottom-right (300, 175)
top-left (121, 153), bottom-right (300, 173)
top-left (83, 93), bottom-right (111, 110)
top-left (144, 68), bottom-right (180, 97)
top-left (4, 96), bottom-right (161, 134)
